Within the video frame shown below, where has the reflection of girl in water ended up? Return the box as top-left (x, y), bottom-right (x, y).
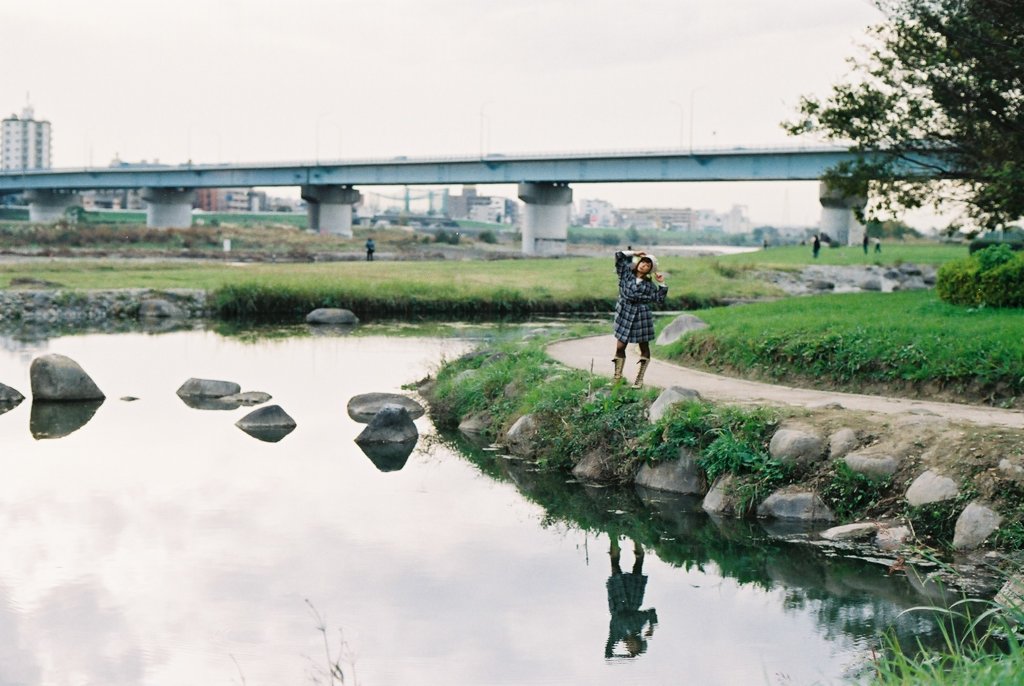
top-left (605, 537), bottom-right (658, 659)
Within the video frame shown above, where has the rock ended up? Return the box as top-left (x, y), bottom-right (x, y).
top-left (994, 574), bottom-right (1024, 612)
top-left (998, 459), bottom-right (1024, 482)
top-left (829, 428), bottom-right (859, 458)
top-left (176, 378), bottom-right (241, 399)
top-left (875, 525), bottom-right (912, 551)
top-left (138, 298), bottom-right (185, 318)
top-left (844, 452), bottom-right (900, 478)
top-left (860, 277), bottom-right (883, 291)
top-left (179, 395), bottom-right (242, 411)
top-left (809, 279), bottom-right (835, 290)
top-left (648, 386), bottom-right (701, 423)
top-left (572, 448), bottom-right (618, 483)
top-left (235, 404), bottom-right (297, 443)
top-left (29, 400), bottom-right (103, 439)
top-left (769, 426), bottom-right (826, 466)
top-left (30, 354), bottom-right (105, 401)
top-left (756, 489), bottom-right (835, 522)
top-left (633, 448), bottom-right (705, 495)
top-left (347, 392), bottom-right (424, 423)
top-left (702, 474), bottom-right (740, 516)
top-left (953, 502), bottom-right (1002, 550)
top-left (221, 391), bottom-right (272, 406)
top-left (905, 469), bottom-right (960, 507)
top-left (305, 308), bottom-right (359, 325)
top-left (898, 263), bottom-right (923, 276)
top-left (453, 369), bottom-right (477, 385)
top-left (355, 404), bottom-right (419, 446)
top-left (504, 413), bottom-right (540, 459)
top-left (458, 412), bottom-right (491, 436)
top-left (120, 396), bottom-right (139, 402)
top-left (655, 313), bottom-right (708, 345)
top-left (0, 382), bottom-right (25, 405)
top-left (820, 522), bottom-right (878, 541)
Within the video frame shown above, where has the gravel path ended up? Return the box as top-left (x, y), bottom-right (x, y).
top-left (547, 335), bottom-right (1024, 429)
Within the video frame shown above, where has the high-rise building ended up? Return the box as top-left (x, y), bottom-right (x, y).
top-left (1, 105), bottom-right (52, 171)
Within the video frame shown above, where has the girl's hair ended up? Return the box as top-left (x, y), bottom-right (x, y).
top-left (632, 257), bottom-right (654, 279)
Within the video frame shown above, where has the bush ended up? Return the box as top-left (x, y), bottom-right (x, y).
top-left (936, 245), bottom-right (1024, 307)
top-left (968, 238), bottom-right (1024, 254)
top-left (478, 230), bottom-right (497, 244)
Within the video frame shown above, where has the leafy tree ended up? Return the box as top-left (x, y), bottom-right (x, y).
top-left (785, 0), bottom-right (1023, 231)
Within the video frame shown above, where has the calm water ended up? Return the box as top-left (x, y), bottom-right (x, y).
top-left (0, 324), bottom-right (953, 685)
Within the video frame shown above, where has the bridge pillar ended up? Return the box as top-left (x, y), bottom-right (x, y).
top-left (25, 189), bottom-right (80, 223)
top-left (142, 187), bottom-right (196, 229)
top-left (818, 181), bottom-right (866, 247)
top-left (301, 185), bottom-right (361, 237)
top-left (518, 182), bottom-right (572, 256)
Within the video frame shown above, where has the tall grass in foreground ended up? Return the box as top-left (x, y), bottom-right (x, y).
top-left (875, 596), bottom-right (1024, 685)
top-left (662, 289), bottom-right (1024, 406)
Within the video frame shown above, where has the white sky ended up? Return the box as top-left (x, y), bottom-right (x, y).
top-left (2, 0), bottom-right (935, 228)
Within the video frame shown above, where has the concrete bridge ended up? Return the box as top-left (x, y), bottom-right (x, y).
top-left (0, 146), bottom-right (928, 253)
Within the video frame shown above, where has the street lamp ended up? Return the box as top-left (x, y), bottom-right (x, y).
top-left (689, 86), bottom-right (706, 154)
top-left (479, 100), bottom-right (493, 157)
top-left (669, 100), bottom-right (684, 148)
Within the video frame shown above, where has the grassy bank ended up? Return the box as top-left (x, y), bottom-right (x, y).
top-left (660, 289), bottom-right (1024, 407)
top-left (716, 242), bottom-right (967, 267)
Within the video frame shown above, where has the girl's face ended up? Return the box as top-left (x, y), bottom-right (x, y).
top-left (636, 259), bottom-right (652, 275)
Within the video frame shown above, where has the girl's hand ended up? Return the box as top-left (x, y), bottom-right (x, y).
top-left (654, 272), bottom-right (665, 283)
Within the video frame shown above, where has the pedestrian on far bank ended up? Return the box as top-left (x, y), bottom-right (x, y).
top-left (612, 249), bottom-right (667, 388)
top-left (365, 237), bottom-right (376, 261)
top-left (862, 233), bottom-right (869, 255)
top-left (812, 234), bottom-right (821, 259)
top-left (874, 237), bottom-right (882, 254)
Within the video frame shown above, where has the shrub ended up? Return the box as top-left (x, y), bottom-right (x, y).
top-left (936, 245), bottom-right (1024, 307)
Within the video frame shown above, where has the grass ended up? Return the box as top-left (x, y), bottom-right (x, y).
top-left (717, 241), bottom-right (968, 267)
top-left (660, 289), bottom-right (1024, 406)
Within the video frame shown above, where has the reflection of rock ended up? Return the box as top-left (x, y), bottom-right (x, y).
top-left (1, 381), bottom-right (25, 404)
top-left (221, 391), bottom-right (272, 406)
top-left (139, 298), bottom-right (185, 319)
top-left (235, 405), bottom-right (297, 443)
top-left (30, 400), bottom-right (103, 439)
top-left (179, 395), bottom-right (243, 411)
top-left (176, 377), bottom-right (241, 399)
top-left (347, 393), bottom-right (424, 423)
top-left (30, 354), bottom-right (105, 401)
top-left (357, 439), bottom-right (417, 472)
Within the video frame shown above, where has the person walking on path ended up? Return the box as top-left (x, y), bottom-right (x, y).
top-left (365, 237), bottom-right (376, 261)
top-left (874, 237), bottom-right (882, 254)
top-left (612, 249), bottom-right (667, 388)
top-left (812, 234), bottom-right (821, 259)
top-left (863, 233), bottom-right (869, 254)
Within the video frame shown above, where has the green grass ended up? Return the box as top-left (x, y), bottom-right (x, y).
top-left (661, 289), bottom-right (1024, 406)
top-left (717, 242), bottom-right (968, 267)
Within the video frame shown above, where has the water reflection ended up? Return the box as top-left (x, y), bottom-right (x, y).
top-left (605, 538), bottom-right (658, 659)
top-left (356, 438), bottom-right (417, 471)
top-left (29, 400), bottom-right (104, 439)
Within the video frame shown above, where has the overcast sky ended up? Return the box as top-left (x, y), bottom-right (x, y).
top-left (2, 0), bottom-right (912, 227)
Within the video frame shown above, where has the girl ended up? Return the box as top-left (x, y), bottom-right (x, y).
top-left (612, 250), bottom-right (667, 388)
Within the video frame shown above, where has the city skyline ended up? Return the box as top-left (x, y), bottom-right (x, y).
top-left (4, 0), bottom-right (950, 229)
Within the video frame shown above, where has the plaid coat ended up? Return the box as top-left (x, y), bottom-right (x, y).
top-left (613, 251), bottom-right (668, 343)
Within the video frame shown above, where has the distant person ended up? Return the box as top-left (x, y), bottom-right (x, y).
top-left (612, 249), bottom-right (667, 388)
top-left (763, 238), bottom-right (769, 249)
top-left (863, 233), bottom-right (869, 254)
top-left (604, 537), bottom-right (658, 659)
top-left (365, 237), bottom-right (376, 261)
top-left (812, 234), bottom-right (821, 259)
top-left (874, 237), bottom-right (882, 253)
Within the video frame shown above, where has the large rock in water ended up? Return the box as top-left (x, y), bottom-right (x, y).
top-left (355, 405), bottom-right (419, 472)
top-left (306, 308), bottom-right (359, 325)
top-left (176, 378), bottom-right (241, 398)
top-left (634, 447), bottom-right (705, 495)
top-left (347, 393), bottom-right (424, 423)
top-left (30, 354), bottom-right (105, 401)
top-left (235, 405), bottom-right (297, 443)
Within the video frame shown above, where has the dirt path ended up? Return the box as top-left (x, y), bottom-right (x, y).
top-left (547, 335), bottom-right (1024, 429)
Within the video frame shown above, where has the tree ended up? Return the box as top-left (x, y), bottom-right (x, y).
top-left (785, 0), bottom-right (1024, 231)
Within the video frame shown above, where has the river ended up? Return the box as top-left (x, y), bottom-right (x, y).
top-left (0, 322), bottom-right (959, 685)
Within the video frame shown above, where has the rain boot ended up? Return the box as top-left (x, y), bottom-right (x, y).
top-left (612, 356), bottom-right (625, 382)
top-left (632, 358), bottom-right (650, 389)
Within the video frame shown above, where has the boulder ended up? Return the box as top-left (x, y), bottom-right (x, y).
top-left (994, 574), bottom-right (1024, 612)
top-left (458, 412), bottom-right (491, 436)
top-left (905, 469), bottom-right (959, 507)
top-left (30, 354), bottom-right (105, 401)
top-left (828, 428), bottom-right (859, 458)
top-left (875, 524), bottom-right (912, 551)
top-left (655, 313), bottom-right (708, 345)
top-left (176, 378), bottom-right (241, 399)
top-left (138, 298), bottom-right (185, 319)
top-left (820, 522), bottom-right (878, 541)
top-left (221, 391), bottom-right (272, 406)
top-left (305, 308), bottom-right (359, 325)
top-left (998, 459), bottom-right (1024, 483)
top-left (648, 386), bottom-right (701, 423)
top-left (355, 404), bottom-right (419, 445)
top-left (769, 426), bottom-right (826, 466)
top-left (953, 502), bottom-right (1002, 550)
top-left (860, 277), bottom-right (883, 291)
top-left (844, 452), bottom-right (900, 478)
top-left (504, 413), bottom-right (540, 459)
top-left (702, 474), bottom-right (741, 516)
top-left (571, 448), bottom-right (618, 483)
top-left (347, 392), bottom-right (424, 423)
top-left (633, 448), bottom-right (705, 495)
top-left (235, 405), bottom-right (297, 443)
top-left (756, 489), bottom-right (835, 522)
top-left (1, 382), bottom-right (26, 405)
